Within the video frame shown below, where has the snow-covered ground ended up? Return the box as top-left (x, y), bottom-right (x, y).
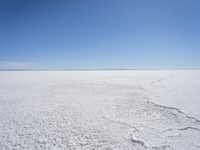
top-left (0, 70), bottom-right (200, 150)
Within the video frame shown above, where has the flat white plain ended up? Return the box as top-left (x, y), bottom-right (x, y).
top-left (0, 70), bottom-right (200, 150)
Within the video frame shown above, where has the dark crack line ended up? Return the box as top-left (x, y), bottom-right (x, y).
top-left (178, 126), bottom-right (200, 131)
top-left (130, 138), bottom-right (148, 149)
top-left (144, 97), bottom-right (200, 124)
top-left (150, 78), bottom-right (165, 86)
top-left (150, 76), bottom-right (174, 86)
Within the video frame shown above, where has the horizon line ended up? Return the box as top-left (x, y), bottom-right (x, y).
top-left (0, 68), bottom-right (200, 71)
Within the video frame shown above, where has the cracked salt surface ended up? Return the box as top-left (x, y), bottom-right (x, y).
top-left (0, 70), bottom-right (200, 150)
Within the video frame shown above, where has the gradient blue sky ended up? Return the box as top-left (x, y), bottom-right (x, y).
top-left (0, 0), bottom-right (200, 69)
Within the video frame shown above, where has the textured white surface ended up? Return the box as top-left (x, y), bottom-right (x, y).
top-left (0, 70), bottom-right (200, 150)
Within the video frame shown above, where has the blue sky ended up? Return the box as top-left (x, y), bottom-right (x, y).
top-left (0, 0), bottom-right (200, 69)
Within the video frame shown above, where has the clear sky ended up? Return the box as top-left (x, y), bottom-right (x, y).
top-left (0, 0), bottom-right (200, 70)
